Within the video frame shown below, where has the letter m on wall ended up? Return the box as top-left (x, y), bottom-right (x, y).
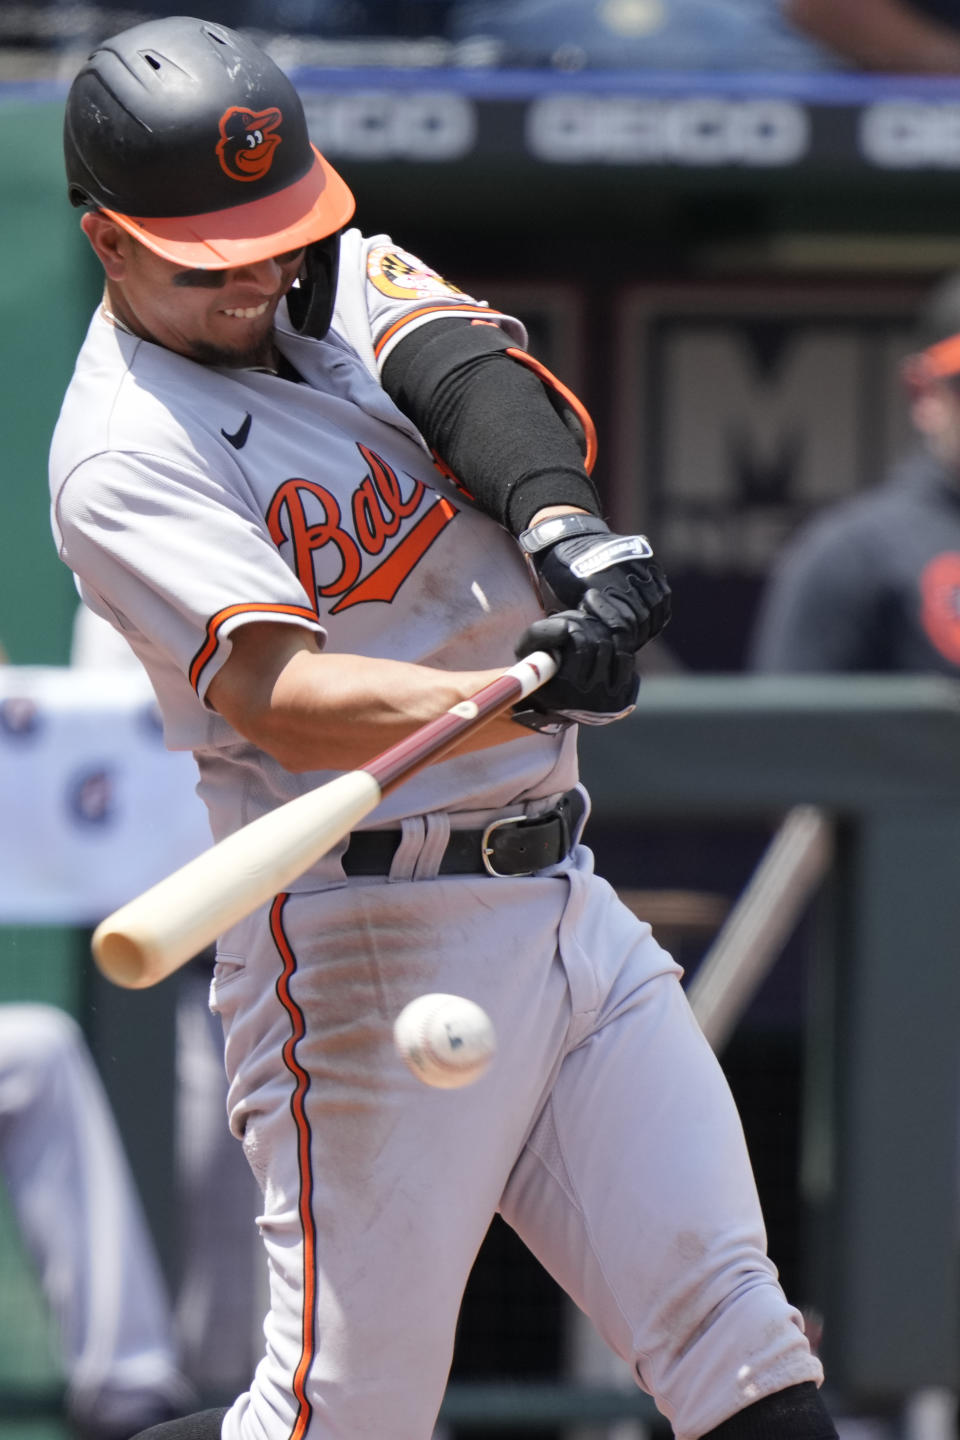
top-left (610, 282), bottom-right (922, 666)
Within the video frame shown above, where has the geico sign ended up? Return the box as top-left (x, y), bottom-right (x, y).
top-left (301, 91), bottom-right (476, 160)
top-left (860, 102), bottom-right (960, 167)
top-left (527, 95), bottom-right (809, 165)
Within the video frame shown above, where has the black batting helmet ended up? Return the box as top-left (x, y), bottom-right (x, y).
top-left (63, 15), bottom-right (355, 273)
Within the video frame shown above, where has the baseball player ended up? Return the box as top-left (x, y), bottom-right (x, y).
top-left (750, 269), bottom-right (960, 675)
top-left (50, 18), bottom-right (837, 1440)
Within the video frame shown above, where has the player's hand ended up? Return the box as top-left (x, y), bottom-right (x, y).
top-left (512, 609), bottom-right (640, 731)
top-left (519, 515), bottom-right (671, 653)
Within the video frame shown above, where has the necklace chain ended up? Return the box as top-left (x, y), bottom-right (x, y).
top-left (100, 303), bottom-right (135, 336)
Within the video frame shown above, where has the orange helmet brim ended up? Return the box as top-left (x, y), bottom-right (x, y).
top-left (101, 146), bottom-right (355, 269)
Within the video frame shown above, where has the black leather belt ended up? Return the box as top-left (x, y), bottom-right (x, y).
top-left (342, 789), bottom-right (584, 879)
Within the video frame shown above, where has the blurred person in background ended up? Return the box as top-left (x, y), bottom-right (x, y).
top-left (786, 0), bottom-right (960, 74)
top-left (446, 0), bottom-right (843, 71)
top-left (0, 1001), bottom-right (192, 1439)
top-left (72, 603), bottom-right (265, 1405)
top-left (8, 0), bottom-right (960, 74)
top-left (0, 1), bottom-right (448, 72)
top-left (13, 0), bottom-right (960, 76)
top-left (749, 272), bottom-right (960, 676)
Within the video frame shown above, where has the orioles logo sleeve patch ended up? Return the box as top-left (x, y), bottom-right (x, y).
top-left (367, 245), bottom-right (464, 302)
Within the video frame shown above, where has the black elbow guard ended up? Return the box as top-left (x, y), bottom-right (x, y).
top-left (380, 316), bottom-right (600, 533)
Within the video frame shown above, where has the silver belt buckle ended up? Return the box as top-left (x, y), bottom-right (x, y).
top-left (481, 814), bottom-right (528, 877)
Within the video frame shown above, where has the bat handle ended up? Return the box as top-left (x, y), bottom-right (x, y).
top-left (367, 650), bottom-right (558, 793)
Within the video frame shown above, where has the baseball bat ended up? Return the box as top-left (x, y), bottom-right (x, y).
top-left (91, 650), bottom-right (558, 991)
top-left (686, 805), bottom-right (833, 1053)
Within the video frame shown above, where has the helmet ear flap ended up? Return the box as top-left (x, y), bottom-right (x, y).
top-left (287, 233), bottom-right (341, 339)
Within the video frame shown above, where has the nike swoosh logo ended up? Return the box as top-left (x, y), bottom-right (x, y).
top-left (221, 413), bottom-right (252, 450)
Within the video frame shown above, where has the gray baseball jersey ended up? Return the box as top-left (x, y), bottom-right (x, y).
top-left (50, 231), bottom-right (822, 1440)
top-left (52, 230), bottom-right (576, 869)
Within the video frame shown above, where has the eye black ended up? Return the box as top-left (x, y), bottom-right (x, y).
top-left (172, 269), bottom-right (226, 289)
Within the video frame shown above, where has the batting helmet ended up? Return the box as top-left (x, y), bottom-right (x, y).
top-left (64, 15), bottom-right (355, 330)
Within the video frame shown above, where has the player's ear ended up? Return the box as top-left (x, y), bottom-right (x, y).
top-left (80, 210), bottom-right (129, 279)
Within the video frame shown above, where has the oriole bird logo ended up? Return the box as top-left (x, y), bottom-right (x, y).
top-left (216, 105), bottom-right (283, 182)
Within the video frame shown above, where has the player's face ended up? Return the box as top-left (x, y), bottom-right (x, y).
top-left (82, 213), bottom-right (304, 367)
top-left (912, 377), bottom-right (960, 471)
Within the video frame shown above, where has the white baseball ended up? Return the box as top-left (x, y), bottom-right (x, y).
top-left (393, 993), bottom-right (496, 1089)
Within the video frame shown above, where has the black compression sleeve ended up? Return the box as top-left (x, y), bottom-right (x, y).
top-left (381, 317), bottom-right (600, 533)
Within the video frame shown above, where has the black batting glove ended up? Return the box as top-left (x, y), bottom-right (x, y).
top-left (518, 514), bottom-right (671, 653)
top-left (512, 609), bottom-right (640, 731)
